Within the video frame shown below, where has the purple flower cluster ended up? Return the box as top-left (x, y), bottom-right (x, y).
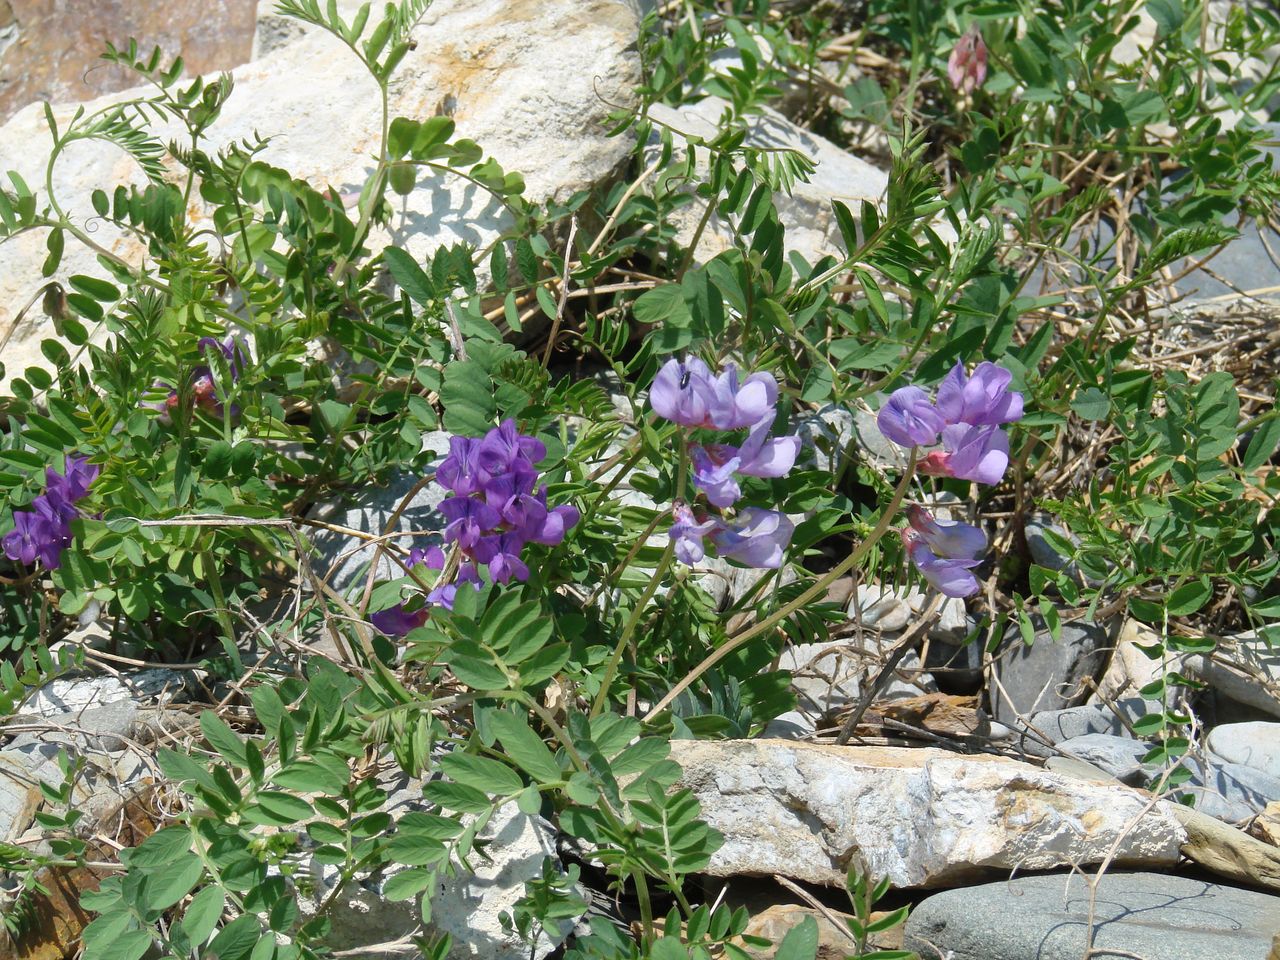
top-left (3, 456), bottom-right (99, 570)
top-left (650, 357), bottom-right (800, 569)
top-left (370, 420), bottom-right (580, 636)
top-left (878, 362), bottom-right (1024, 598)
top-left (877, 361), bottom-right (1022, 485)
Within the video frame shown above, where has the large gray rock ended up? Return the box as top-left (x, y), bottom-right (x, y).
top-left (1178, 757), bottom-right (1280, 824)
top-left (991, 614), bottom-right (1111, 724)
top-left (904, 871), bottom-right (1280, 960)
top-left (1056, 733), bottom-right (1151, 786)
top-left (1022, 700), bottom-right (1147, 752)
top-left (0, 0), bottom-right (640, 376)
top-left (791, 404), bottom-right (905, 475)
top-left (1208, 721), bottom-right (1280, 781)
top-left (646, 95), bottom-right (888, 267)
top-left (672, 739), bottom-right (1186, 889)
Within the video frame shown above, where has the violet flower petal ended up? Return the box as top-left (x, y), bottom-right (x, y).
top-left (877, 387), bottom-right (945, 448)
top-left (708, 366), bottom-right (779, 430)
top-left (711, 507), bottom-right (794, 569)
top-left (650, 356), bottom-right (715, 427)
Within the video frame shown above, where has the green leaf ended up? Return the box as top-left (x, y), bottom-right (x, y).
top-left (180, 885), bottom-right (225, 946)
top-left (633, 285), bottom-right (691, 327)
top-left (446, 652), bottom-right (510, 691)
top-left (1071, 386), bottom-right (1111, 421)
top-left (384, 246), bottom-right (437, 305)
top-left (86, 929), bottom-right (153, 960)
top-left (382, 867), bottom-right (437, 901)
top-left (249, 791), bottom-right (315, 824)
top-left (489, 711), bottom-right (561, 783)
top-left (774, 915), bottom-right (819, 960)
top-left (140, 852), bottom-right (204, 911)
top-left (1242, 416), bottom-right (1280, 471)
top-left (207, 914), bottom-right (262, 960)
top-left (439, 751), bottom-right (523, 796)
top-left (200, 712), bottom-right (248, 766)
top-left (1166, 578), bottom-right (1212, 617)
top-left (204, 440), bottom-right (232, 480)
top-left (68, 275), bottom-right (120, 301)
top-left (42, 228), bottom-right (64, 277)
top-left (126, 826), bottom-right (193, 867)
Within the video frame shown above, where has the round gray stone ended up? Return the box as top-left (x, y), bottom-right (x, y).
top-left (1207, 721), bottom-right (1280, 781)
top-left (904, 871), bottom-right (1280, 960)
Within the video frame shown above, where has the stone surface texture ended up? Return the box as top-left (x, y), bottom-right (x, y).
top-left (0, 0), bottom-right (640, 375)
top-left (0, 0), bottom-right (257, 123)
top-left (904, 871), bottom-right (1280, 960)
top-left (646, 95), bottom-right (887, 267)
top-left (1091, 617), bottom-right (1166, 704)
top-left (671, 739), bottom-right (1186, 889)
top-left (1208, 722), bottom-right (1280, 780)
top-left (991, 615), bottom-right (1111, 723)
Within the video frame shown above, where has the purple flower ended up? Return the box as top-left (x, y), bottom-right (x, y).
top-left (528, 501), bottom-right (580, 547)
top-left (438, 496), bottom-right (502, 551)
top-left (4, 455), bottom-right (98, 570)
top-left (903, 534), bottom-right (982, 597)
top-left (650, 357), bottom-right (716, 428)
top-left (3, 511), bottom-right (54, 567)
top-left (691, 417), bottom-right (802, 508)
top-left (707, 365), bottom-right (778, 430)
top-left (948, 26), bottom-right (987, 94)
top-left (906, 505), bottom-right (987, 560)
top-left (669, 503), bottom-right (719, 565)
top-left (437, 436), bottom-right (486, 496)
top-left (407, 545), bottom-right (446, 569)
top-left (370, 603), bottom-right (431, 636)
top-left (877, 387), bottom-right (945, 448)
top-left (919, 423), bottom-right (1009, 485)
top-left (478, 420), bottom-right (546, 477)
top-left (935, 362), bottom-right (1023, 427)
top-left (475, 533), bottom-right (530, 584)
top-left (710, 507), bottom-right (794, 569)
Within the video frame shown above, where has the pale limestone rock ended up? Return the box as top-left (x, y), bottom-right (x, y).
top-left (0, 0), bottom-right (640, 376)
top-left (1091, 617), bottom-right (1166, 704)
top-left (672, 739), bottom-right (1186, 889)
top-left (646, 95), bottom-right (888, 267)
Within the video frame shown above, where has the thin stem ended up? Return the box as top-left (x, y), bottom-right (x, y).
top-left (643, 450), bottom-right (918, 722)
top-left (202, 548), bottom-right (243, 675)
top-left (591, 541), bottom-right (675, 719)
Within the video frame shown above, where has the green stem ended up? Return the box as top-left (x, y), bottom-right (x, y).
top-left (643, 450), bottom-right (918, 722)
top-left (590, 442), bottom-right (687, 717)
top-left (202, 548), bottom-right (243, 675)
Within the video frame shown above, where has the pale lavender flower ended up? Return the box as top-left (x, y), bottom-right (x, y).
top-left (650, 356), bottom-right (716, 428)
top-left (906, 505), bottom-right (987, 559)
top-left (903, 533), bottom-right (982, 597)
top-left (691, 416), bottom-right (802, 509)
top-left (707, 365), bottom-right (779, 430)
top-left (919, 423), bottom-right (1009, 485)
top-left (935, 361), bottom-right (1023, 427)
top-left (669, 503), bottom-right (719, 565)
top-left (711, 507), bottom-right (794, 569)
top-left (877, 387), bottom-right (945, 448)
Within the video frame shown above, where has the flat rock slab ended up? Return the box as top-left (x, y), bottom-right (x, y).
top-left (903, 871), bottom-right (1280, 960)
top-left (672, 740), bottom-right (1185, 889)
